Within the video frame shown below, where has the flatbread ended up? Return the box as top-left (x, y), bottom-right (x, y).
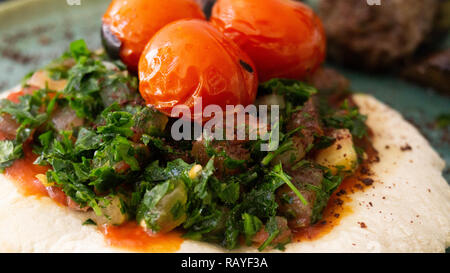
top-left (0, 89), bottom-right (449, 252)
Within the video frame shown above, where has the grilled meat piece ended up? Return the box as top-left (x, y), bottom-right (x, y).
top-left (51, 106), bottom-right (85, 132)
top-left (192, 138), bottom-right (250, 177)
top-left (276, 166), bottom-right (324, 229)
top-left (319, 0), bottom-right (439, 70)
top-left (402, 49), bottom-right (450, 94)
top-left (283, 97), bottom-right (323, 165)
top-left (192, 113), bottom-right (269, 176)
top-left (306, 67), bottom-right (351, 107)
top-left (272, 97), bottom-right (323, 168)
top-left (0, 114), bottom-right (20, 141)
top-left (286, 97), bottom-right (323, 143)
top-left (306, 67), bottom-right (350, 94)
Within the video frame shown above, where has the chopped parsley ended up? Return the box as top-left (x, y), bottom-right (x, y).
top-left (0, 40), bottom-right (370, 251)
top-left (322, 100), bottom-right (368, 139)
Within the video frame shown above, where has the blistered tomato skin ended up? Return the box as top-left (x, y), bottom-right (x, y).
top-left (138, 19), bottom-right (258, 120)
top-left (102, 0), bottom-right (206, 71)
top-left (210, 0), bottom-right (326, 82)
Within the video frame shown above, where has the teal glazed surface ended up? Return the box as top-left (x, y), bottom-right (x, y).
top-left (0, 0), bottom-right (109, 90)
top-left (0, 0), bottom-right (448, 253)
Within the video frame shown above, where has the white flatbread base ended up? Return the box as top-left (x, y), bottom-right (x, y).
top-left (0, 92), bottom-right (449, 252)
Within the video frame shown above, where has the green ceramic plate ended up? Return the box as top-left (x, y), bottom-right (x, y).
top-left (0, 0), bottom-right (109, 90)
top-left (0, 0), bottom-right (448, 253)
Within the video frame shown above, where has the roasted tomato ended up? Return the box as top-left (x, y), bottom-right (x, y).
top-left (210, 0), bottom-right (326, 82)
top-left (102, 0), bottom-right (206, 71)
top-left (138, 19), bottom-right (258, 121)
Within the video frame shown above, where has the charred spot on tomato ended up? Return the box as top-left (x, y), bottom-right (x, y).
top-left (239, 59), bottom-right (254, 73)
top-left (199, 0), bottom-right (216, 19)
top-left (102, 0), bottom-right (207, 71)
top-left (101, 23), bottom-right (122, 60)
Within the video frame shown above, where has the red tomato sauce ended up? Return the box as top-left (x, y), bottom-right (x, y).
top-left (5, 145), bottom-right (49, 196)
top-left (3, 90), bottom-right (48, 196)
top-left (6, 90), bottom-right (25, 103)
top-left (293, 176), bottom-right (355, 241)
top-left (100, 222), bottom-right (184, 252)
top-left (6, 86), bottom-right (41, 103)
top-left (293, 134), bottom-right (379, 241)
